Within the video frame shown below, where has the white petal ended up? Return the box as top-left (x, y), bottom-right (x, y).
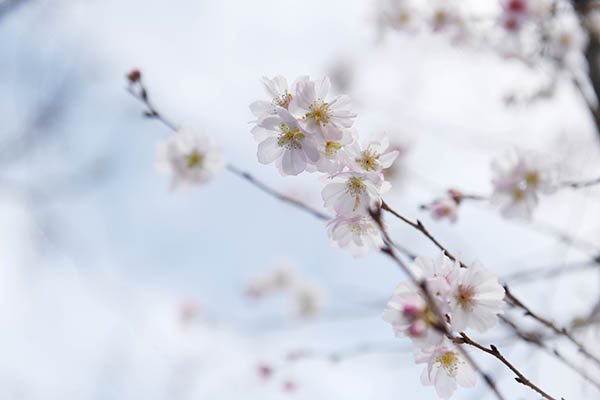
top-left (257, 137), bottom-right (283, 164)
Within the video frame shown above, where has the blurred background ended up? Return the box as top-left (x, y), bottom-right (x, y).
top-left (2, 0), bottom-right (600, 399)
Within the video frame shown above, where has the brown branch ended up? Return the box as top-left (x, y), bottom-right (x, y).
top-left (368, 206), bottom-right (507, 400)
top-left (500, 315), bottom-right (600, 392)
top-left (454, 332), bottom-right (560, 400)
top-left (504, 286), bottom-right (600, 370)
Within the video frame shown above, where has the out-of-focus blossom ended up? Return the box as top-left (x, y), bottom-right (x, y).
top-left (415, 338), bottom-right (476, 399)
top-left (377, 0), bottom-right (419, 33)
top-left (257, 362), bottom-right (274, 380)
top-left (290, 280), bottom-right (325, 319)
top-left (245, 264), bottom-right (296, 299)
top-left (427, 198), bottom-right (459, 223)
top-left (490, 149), bottom-right (555, 219)
top-left (156, 128), bottom-right (225, 189)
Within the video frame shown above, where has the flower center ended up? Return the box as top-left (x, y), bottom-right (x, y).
top-left (346, 177), bottom-right (368, 211)
top-left (277, 123), bottom-right (305, 150)
top-left (356, 149), bottom-right (381, 172)
top-left (274, 91), bottom-right (293, 109)
top-left (325, 141), bottom-right (342, 157)
top-left (186, 151), bottom-right (205, 168)
top-left (306, 101), bottom-right (331, 125)
top-left (511, 187), bottom-right (525, 201)
top-left (437, 351), bottom-right (460, 376)
top-left (455, 284), bottom-right (475, 311)
top-left (525, 171), bottom-right (539, 187)
top-left (348, 220), bottom-right (375, 236)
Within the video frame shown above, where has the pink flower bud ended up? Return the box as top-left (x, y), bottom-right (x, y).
top-left (408, 319), bottom-right (427, 337)
top-left (402, 303), bottom-right (421, 319)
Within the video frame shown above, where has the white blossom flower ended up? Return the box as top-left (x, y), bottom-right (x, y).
top-left (548, 15), bottom-right (587, 65)
top-left (155, 128), bottom-right (225, 189)
top-left (346, 132), bottom-right (400, 174)
top-left (288, 77), bottom-right (357, 140)
top-left (290, 280), bottom-right (325, 319)
top-left (427, 198), bottom-right (459, 223)
top-left (447, 261), bottom-right (505, 333)
top-left (490, 149), bottom-right (555, 219)
top-left (377, 0), bottom-right (419, 33)
top-left (253, 108), bottom-right (320, 176)
top-left (249, 75), bottom-right (308, 120)
top-left (415, 338), bottom-right (476, 399)
top-left (310, 128), bottom-right (355, 174)
top-left (327, 214), bottom-right (384, 257)
top-left (322, 172), bottom-right (384, 215)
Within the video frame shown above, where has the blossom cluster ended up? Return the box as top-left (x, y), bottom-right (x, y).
top-left (383, 253), bottom-right (505, 398)
top-left (376, 0), bottom-right (587, 67)
top-left (249, 75), bottom-right (400, 257)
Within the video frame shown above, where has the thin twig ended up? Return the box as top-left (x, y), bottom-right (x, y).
top-left (500, 315), bottom-right (600, 392)
top-left (504, 286), bottom-right (600, 370)
top-left (454, 332), bottom-right (559, 400)
top-left (369, 207), bottom-right (507, 400)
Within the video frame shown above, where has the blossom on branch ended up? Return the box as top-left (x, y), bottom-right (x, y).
top-left (415, 338), bottom-right (476, 399)
top-left (155, 128), bottom-right (225, 189)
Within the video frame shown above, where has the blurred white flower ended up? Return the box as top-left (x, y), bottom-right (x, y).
top-left (249, 75), bottom-right (308, 120)
top-left (289, 76), bottom-right (357, 141)
top-left (327, 214), bottom-right (384, 257)
top-left (253, 108), bottom-right (319, 176)
top-left (156, 128), bottom-right (225, 189)
top-left (427, 198), bottom-right (459, 223)
top-left (448, 261), bottom-right (505, 333)
top-left (415, 338), bottom-right (476, 399)
top-left (548, 15), bottom-right (587, 65)
top-left (322, 172), bottom-right (383, 215)
top-left (490, 149), bottom-right (555, 219)
top-left (245, 263), bottom-right (296, 299)
top-left (290, 280), bottom-right (325, 319)
top-left (377, 0), bottom-right (418, 33)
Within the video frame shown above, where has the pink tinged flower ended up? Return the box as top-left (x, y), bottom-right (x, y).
top-left (428, 198), bottom-right (458, 223)
top-left (249, 75), bottom-right (309, 120)
top-left (155, 128), bottom-right (225, 190)
top-left (327, 214), bottom-right (384, 257)
top-left (255, 108), bottom-right (319, 176)
top-left (257, 363), bottom-right (273, 380)
top-left (288, 77), bottom-right (357, 141)
top-left (382, 281), bottom-right (446, 346)
top-left (415, 338), bottom-right (476, 399)
top-left (346, 132), bottom-right (400, 174)
top-left (448, 261), bottom-right (505, 333)
top-left (322, 172), bottom-right (383, 215)
top-left (290, 281), bottom-right (325, 320)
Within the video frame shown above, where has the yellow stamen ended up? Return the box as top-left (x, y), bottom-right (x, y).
top-left (186, 151), bottom-right (204, 168)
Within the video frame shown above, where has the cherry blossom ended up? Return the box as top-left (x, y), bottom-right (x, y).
top-left (253, 108), bottom-right (320, 176)
top-left (155, 128), bottom-right (225, 189)
top-left (345, 132), bottom-right (400, 175)
top-left (448, 261), bottom-right (505, 333)
top-left (415, 338), bottom-right (476, 399)
top-left (322, 172), bottom-right (384, 215)
top-left (326, 214), bottom-right (384, 257)
top-left (288, 76), bottom-right (357, 140)
top-left (249, 75), bottom-right (308, 120)
top-left (490, 149), bottom-right (555, 219)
